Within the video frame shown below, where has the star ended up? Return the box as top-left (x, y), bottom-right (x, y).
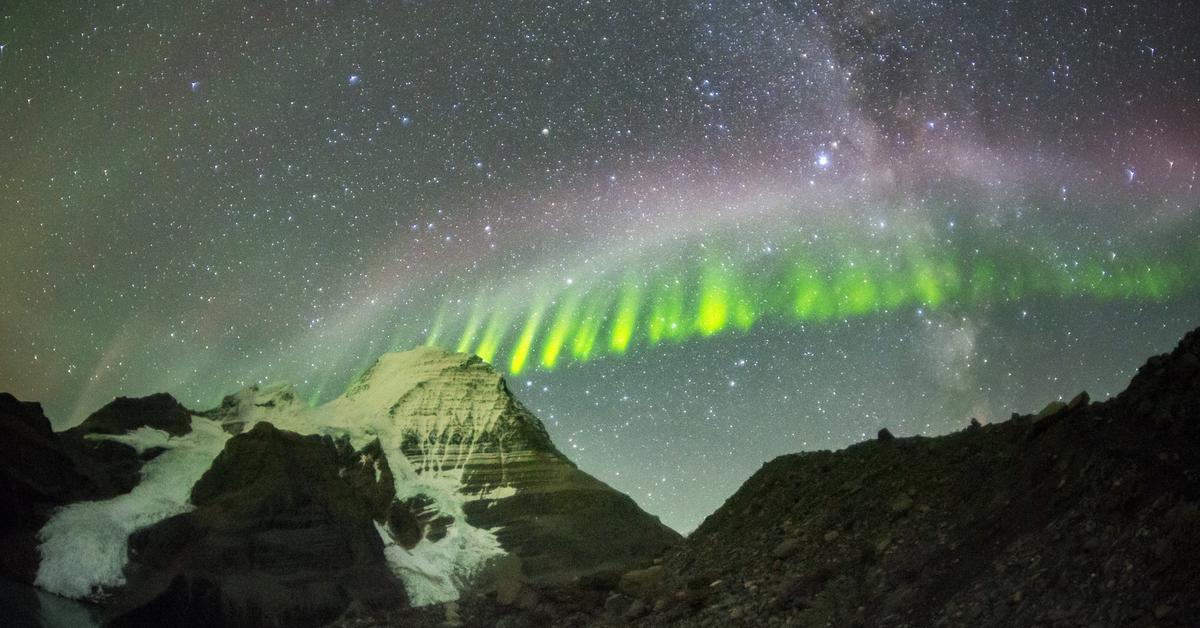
top-left (1, 0), bottom-right (1196, 536)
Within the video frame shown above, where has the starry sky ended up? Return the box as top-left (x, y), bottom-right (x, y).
top-left (2, 1), bottom-right (1198, 532)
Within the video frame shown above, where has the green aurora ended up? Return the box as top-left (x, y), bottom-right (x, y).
top-left (424, 232), bottom-right (1200, 377)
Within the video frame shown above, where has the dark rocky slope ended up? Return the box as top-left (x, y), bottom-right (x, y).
top-left (633, 326), bottom-right (1200, 627)
top-left (391, 326), bottom-right (1200, 627)
top-left (0, 394), bottom-right (91, 585)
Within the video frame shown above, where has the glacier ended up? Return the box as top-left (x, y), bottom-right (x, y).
top-left (35, 417), bottom-right (231, 600)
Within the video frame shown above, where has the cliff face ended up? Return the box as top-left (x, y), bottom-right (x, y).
top-left (0, 346), bottom-right (679, 627)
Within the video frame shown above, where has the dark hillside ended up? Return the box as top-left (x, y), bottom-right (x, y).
top-left (639, 328), bottom-right (1200, 627)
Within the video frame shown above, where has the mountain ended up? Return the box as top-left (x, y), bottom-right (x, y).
top-left (365, 326), bottom-right (1200, 627)
top-left (0, 347), bottom-right (679, 627)
top-left (5, 329), bottom-right (1199, 627)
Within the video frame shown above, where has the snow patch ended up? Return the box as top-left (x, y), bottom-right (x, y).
top-left (475, 484), bottom-right (518, 501)
top-left (35, 417), bottom-right (230, 600)
top-left (84, 426), bottom-right (172, 455)
top-left (373, 445), bottom-right (505, 606)
top-left (374, 514), bottom-right (503, 607)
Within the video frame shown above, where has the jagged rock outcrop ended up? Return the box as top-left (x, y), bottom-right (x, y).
top-left (56, 393), bottom-right (201, 501)
top-left (0, 393), bottom-right (235, 628)
top-left (74, 393), bottom-right (194, 438)
top-left (0, 392), bottom-right (195, 585)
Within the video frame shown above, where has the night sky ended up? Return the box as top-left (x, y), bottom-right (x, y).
top-left (2, 1), bottom-right (1198, 532)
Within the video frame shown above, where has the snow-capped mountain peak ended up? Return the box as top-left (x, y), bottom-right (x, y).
top-left (10, 346), bottom-right (679, 620)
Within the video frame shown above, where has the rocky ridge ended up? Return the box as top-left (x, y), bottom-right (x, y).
top-left (627, 327), bottom-right (1200, 627)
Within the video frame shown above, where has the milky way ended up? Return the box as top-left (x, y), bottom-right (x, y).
top-left (2, 1), bottom-right (1198, 531)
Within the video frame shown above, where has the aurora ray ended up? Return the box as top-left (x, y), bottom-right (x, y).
top-left (431, 225), bottom-right (1200, 375)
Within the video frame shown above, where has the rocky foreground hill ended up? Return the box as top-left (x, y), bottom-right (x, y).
top-left (363, 326), bottom-right (1200, 627)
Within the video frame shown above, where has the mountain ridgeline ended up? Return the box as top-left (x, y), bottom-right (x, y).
top-left (2, 328), bottom-right (1199, 627)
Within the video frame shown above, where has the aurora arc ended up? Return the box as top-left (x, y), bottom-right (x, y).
top-left (434, 233), bottom-right (1200, 376)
